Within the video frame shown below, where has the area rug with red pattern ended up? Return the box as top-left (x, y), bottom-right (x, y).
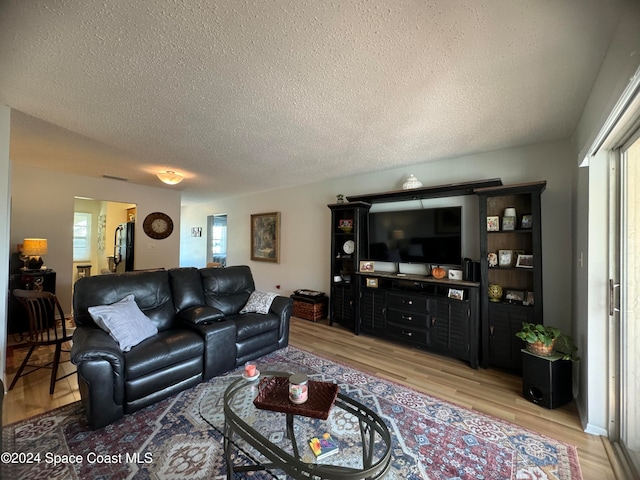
top-left (2, 346), bottom-right (582, 479)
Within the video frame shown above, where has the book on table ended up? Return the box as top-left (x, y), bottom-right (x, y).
top-left (309, 433), bottom-right (339, 460)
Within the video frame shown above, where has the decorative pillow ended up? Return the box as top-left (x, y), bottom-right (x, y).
top-left (88, 294), bottom-right (158, 352)
top-left (240, 290), bottom-right (278, 315)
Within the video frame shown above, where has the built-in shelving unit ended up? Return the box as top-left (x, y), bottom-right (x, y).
top-left (327, 201), bottom-right (371, 330)
top-left (328, 178), bottom-right (545, 372)
top-left (475, 181), bottom-right (546, 371)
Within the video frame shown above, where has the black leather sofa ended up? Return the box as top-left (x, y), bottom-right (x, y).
top-left (71, 265), bottom-right (292, 430)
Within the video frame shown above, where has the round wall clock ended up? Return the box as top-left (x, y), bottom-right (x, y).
top-left (143, 212), bottom-right (174, 239)
top-left (342, 240), bottom-right (355, 254)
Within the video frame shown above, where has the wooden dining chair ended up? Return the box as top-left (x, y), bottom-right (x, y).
top-left (9, 289), bottom-right (75, 394)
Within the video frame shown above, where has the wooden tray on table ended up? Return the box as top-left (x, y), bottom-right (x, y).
top-left (253, 376), bottom-right (339, 420)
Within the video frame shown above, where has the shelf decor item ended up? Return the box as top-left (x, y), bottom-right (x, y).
top-left (498, 249), bottom-right (513, 267)
top-left (488, 283), bottom-right (503, 302)
top-left (338, 219), bottom-right (353, 232)
top-left (359, 260), bottom-right (374, 272)
top-left (516, 254), bottom-right (534, 268)
top-left (431, 265), bottom-right (447, 279)
top-left (502, 216), bottom-right (516, 231)
top-left (486, 216), bottom-right (500, 231)
top-left (402, 174), bottom-right (423, 190)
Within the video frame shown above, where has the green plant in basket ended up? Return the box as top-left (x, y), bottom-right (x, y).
top-left (515, 322), bottom-right (579, 361)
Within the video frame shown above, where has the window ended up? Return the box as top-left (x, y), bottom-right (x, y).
top-left (73, 212), bottom-right (92, 261)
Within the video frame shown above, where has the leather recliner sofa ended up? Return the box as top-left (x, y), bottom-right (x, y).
top-left (71, 265), bottom-right (292, 430)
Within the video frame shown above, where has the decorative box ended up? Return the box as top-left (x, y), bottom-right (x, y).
top-left (291, 294), bottom-right (328, 322)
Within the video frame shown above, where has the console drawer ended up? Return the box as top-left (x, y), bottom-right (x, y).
top-left (387, 309), bottom-right (428, 327)
top-left (387, 293), bottom-right (428, 312)
top-left (386, 322), bottom-right (429, 346)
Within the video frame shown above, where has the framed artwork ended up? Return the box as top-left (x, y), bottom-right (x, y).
top-left (521, 214), bottom-right (533, 229)
top-left (360, 260), bottom-right (375, 272)
top-left (191, 227), bottom-right (202, 237)
top-left (448, 288), bottom-right (464, 300)
top-left (516, 254), bottom-right (534, 268)
top-left (505, 289), bottom-right (525, 303)
top-left (488, 252), bottom-right (498, 267)
top-left (251, 212), bottom-right (281, 263)
top-left (487, 216), bottom-right (500, 232)
top-left (338, 218), bottom-right (353, 232)
top-left (502, 216), bottom-right (516, 231)
top-left (498, 249), bottom-right (513, 267)
top-left (524, 291), bottom-right (534, 306)
top-left (366, 277), bottom-right (378, 288)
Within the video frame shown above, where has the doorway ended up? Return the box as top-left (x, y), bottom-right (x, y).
top-left (207, 214), bottom-right (227, 267)
top-left (72, 198), bottom-right (136, 284)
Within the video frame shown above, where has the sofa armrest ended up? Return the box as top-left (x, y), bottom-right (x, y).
top-left (177, 305), bottom-right (225, 325)
top-left (180, 319), bottom-right (237, 380)
top-left (71, 326), bottom-right (126, 429)
top-left (71, 327), bottom-right (125, 366)
top-left (71, 327), bottom-right (125, 399)
top-left (270, 296), bottom-right (293, 348)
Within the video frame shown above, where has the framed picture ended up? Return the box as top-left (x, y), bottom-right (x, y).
top-left (502, 216), bottom-right (516, 231)
top-left (360, 260), bottom-right (375, 272)
top-left (516, 254), bottom-right (534, 268)
top-left (191, 227), bottom-right (202, 237)
top-left (498, 249), bottom-right (513, 267)
top-left (521, 214), bottom-right (533, 229)
top-left (488, 252), bottom-right (498, 267)
top-left (448, 288), bottom-right (464, 300)
top-left (486, 216), bottom-right (500, 232)
top-left (338, 218), bottom-right (353, 232)
top-left (251, 212), bottom-right (280, 263)
top-left (524, 290), bottom-right (534, 306)
top-left (366, 277), bottom-right (378, 288)
top-left (505, 289), bottom-right (525, 303)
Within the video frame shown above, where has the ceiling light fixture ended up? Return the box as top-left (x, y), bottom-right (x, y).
top-left (157, 170), bottom-right (184, 185)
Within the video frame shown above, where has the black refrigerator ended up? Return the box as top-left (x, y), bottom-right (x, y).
top-left (114, 222), bottom-right (135, 273)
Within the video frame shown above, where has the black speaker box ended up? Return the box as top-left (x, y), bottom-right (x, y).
top-left (522, 350), bottom-right (573, 409)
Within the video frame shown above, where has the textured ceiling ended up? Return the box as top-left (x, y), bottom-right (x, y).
top-left (0, 0), bottom-right (626, 204)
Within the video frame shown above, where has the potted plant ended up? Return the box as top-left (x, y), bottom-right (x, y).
top-left (515, 322), bottom-right (578, 361)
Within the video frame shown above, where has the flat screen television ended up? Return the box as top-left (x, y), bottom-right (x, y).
top-left (368, 206), bottom-right (462, 266)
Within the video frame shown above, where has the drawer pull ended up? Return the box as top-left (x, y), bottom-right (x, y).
top-left (402, 330), bottom-right (413, 337)
top-left (403, 299), bottom-right (413, 305)
top-left (402, 315), bottom-right (413, 321)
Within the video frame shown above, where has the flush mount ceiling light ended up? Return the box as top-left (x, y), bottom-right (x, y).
top-left (157, 170), bottom-right (184, 185)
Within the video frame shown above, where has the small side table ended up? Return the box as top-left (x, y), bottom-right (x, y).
top-left (521, 349), bottom-right (573, 409)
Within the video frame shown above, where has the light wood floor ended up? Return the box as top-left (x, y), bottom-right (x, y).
top-left (3, 317), bottom-right (622, 479)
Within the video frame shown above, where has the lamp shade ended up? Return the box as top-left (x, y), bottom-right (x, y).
top-left (157, 171), bottom-right (184, 185)
top-left (22, 238), bottom-right (48, 256)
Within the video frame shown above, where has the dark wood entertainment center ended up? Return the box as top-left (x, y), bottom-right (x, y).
top-left (328, 179), bottom-right (545, 371)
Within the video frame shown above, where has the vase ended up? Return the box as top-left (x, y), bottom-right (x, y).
top-left (488, 283), bottom-right (503, 302)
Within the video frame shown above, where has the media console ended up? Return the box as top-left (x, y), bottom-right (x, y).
top-left (355, 272), bottom-right (480, 368)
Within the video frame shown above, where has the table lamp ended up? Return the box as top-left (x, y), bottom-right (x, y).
top-left (22, 238), bottom-right (48, 270)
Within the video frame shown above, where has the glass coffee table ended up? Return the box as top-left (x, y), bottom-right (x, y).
top-left (200, 370), bottom-right (392, 479)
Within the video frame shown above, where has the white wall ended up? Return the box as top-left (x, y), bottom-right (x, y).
top-left (572, 1), bottom-right (640, 434)
top-left (182, 138), bottom-right (575, 334)
top-left (10, 164), bottom-right (182, 313)
top-left (0, 104), bottom-right (11, 381)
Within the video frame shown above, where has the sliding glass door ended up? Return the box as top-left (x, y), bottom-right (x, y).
top-left (616, 133), bottom-right (640, 474)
